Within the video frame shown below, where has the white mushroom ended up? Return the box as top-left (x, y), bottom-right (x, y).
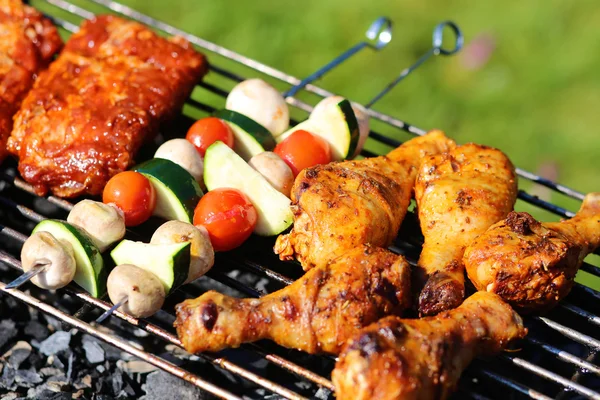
top-left (311, 95), bottom-right (370, 158)
top-left (21, 231), bottom-right (76, 290)
top-left (67, 200), bottom-right (126, 252)
top-left (107, 264), bottom-right (166, 318)
top-left (226, 78), bottom-right (289, 136)
top-left (155, 138), bottom-right (204, 184)
top-left (150, 220), bottom-right (214, 283)
top-left (248, 152), bottom-right (294, 197)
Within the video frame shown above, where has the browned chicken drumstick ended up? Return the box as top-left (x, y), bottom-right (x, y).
top-left (332, 291), bottom-right (527, 400)
top-left (175, 245), bottom-right (411, 355)
top-left (275, 130), bottom-right (455, 271)
top-left (464, 193), bottom-right (600, 313)
top-left (415, 143), bottom-right (517, 316)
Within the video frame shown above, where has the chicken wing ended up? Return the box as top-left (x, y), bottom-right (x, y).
top-left (332, 291), bottom-right (527, 400)
top-left (415, 143), bottom-right (517, 316)
top-left (7, 15), bottom-right (207, 197)
top-left (274, 130), bottom-right (455, 271)
top-left (464, 193), bottom-right (600, 313)
top-left (0, 0), bottom-right (62, 163)
top-left (175, 245), bottom-right (411, 355)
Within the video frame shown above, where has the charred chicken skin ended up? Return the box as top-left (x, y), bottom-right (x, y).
top-left (175, 245), bottom-right (411, 355)
top-left (0, 0), bottom-right (62, 163)
top-left (464, 193), bottom-right (600, 313)
top-left (7, 15), bottom-right (207, 197)
top-left (415, 144), bottom-right (517, 316)
top-left (332, 291), bottom-right (527, 400)
top-left (274, 130), bottom-right (456, 271)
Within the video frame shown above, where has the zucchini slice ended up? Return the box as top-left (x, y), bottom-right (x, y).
top-left (204, 141), bottom-right (293, 236)
top-left (110, 240), bottom-right (191, 294)
top-left (32, 220), bottom-right (105, 298)
top-left (277, 98), bottom-right (359, 161)
top-left (134, 158), bottom-right (203, 224)
top-left (214, 109), bottom-right (276, 160)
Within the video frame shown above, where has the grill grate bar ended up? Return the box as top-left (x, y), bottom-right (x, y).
top-left (561, 303), bottom-right (600, 327)
top-left (0, 279), bottom-right (243, 400)
top-left (477, 369), bottom-right (553, 400)
top-left (526, 337), bottom-right (600, 376)
top-left (45, 0), bottom-right (586, 203)
top-left (535, 316), bottom-right (600, 351)
top-left (502, 355), bottom-right (600, 399)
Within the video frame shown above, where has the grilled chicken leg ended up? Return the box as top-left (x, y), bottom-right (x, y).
top-left (415, 144), bottom-right (517, 316)
top-left (275, 130), bottom-right (455, 271)
top-left (464, 193), bottom-right (600, 313)
top-left (175, 245), bottom-right (411, 355)
top-left (332, 291), bottom-right (527, 400)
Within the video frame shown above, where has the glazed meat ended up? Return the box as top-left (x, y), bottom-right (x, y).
top-left (0, 0), bottom-right (62, 163)
top-left (7, 15), bottom-right (207, 197)
top-left (175, 245), bottom-right (411, 355)
top-left (415, 144), bottom-right (517, 316)
top-left (332, 292), bottom-right (527, 400)
top-left (464, 193), bottom-right (600, 313)
top-left (274, 130), bottom-right (455, 271)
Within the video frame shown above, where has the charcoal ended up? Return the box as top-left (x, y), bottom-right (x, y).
top-left (46, 374), bottom-right (70, 392)
top-left (0, 319), bottom-right (17, 349)
top-left (3, 341), bottom-right (32, 369)
top-left (48, 354), bottom-right (65, 369)
top-left (39, 331), bottom-right (71, 356)
top-left (83, 339), bottom-right (105, 364)
top-left (82, 334), bottom-right (121, 361)
top-left (314, 387), bottom-right (332, 400)
top-left (0, 365), bottom-right (17, 390)
top-left (40, 367), bottom-right (63, 377)
top-left (35, 390), bottom-right (72, 400)
top-left (111, 371), bottom-right (124, 394)
top-left (141, 370), bottom-right (208, 400)
top-left (26, 350), bottom-right (45, 370)
top-left (73, 374), bottom-right (92, 390)
top-left (14, 368), bottom-right (43, 388)
top-left (118, 359), bottom-right (157, 375)
top-left (66, 352), bottom-right (74, 382)
top-left (1, 393), bottom-right (19, 400)
top-left (24, 320), bottom-right (49, 340)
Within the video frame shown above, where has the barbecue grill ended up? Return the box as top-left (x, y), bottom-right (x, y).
top-left (1, 1), bottom-right (599, 399)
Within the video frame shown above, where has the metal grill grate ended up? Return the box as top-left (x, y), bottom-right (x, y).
top-left (0, 1), bottom-right (599, 398)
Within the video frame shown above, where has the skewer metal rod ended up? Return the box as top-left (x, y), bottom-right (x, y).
top-left (96, 296), bottom-right (129, 323)
top-left (4, 261), bottom-right (49, 289)
top-left (284, 17), bottom-right (392, 98)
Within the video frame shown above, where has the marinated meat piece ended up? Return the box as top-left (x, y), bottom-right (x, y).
top-left (0, 0), bottom-right (62, 163)
top-left (332, 292), bottom-right (527, 400)
top-left (415, 144), bottom-right (517, 316)
top-left (274, 130), bottom-right (456, 271)
top-left (8, 15), bottom-right (208, 197)
top-left (175, 245), bottom-right (411, 355)
top-left (464, 192), bottom-right (600, 313)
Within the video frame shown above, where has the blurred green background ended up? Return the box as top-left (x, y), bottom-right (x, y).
top-left (34, 0), bottom-right (600, 288)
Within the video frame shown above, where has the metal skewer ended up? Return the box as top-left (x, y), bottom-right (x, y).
top-left (283, 16), bottom-right (392, 98)
top-left (365, 21), bottom-right (463, 108)
top-left (96, 296), bottom-right (129, 323)
top-left (5, 260), bottom-right (50, 289)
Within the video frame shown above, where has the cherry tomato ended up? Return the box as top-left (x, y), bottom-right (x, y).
top-left (193, 188), bottom-right (257, 252)
top-left (186, 117), bottom-right (235, 157)
top-left (103, 171), bottom-right (156, 226)
top-left (274, 130), bottom-right (331, 176)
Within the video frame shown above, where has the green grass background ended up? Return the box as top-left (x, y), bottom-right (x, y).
top-left (34, 0), bottom-right (600, 289)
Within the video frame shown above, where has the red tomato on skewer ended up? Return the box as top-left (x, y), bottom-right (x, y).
top-left (274, 130), bottom-right (331, 176)
top-left (186, 117), bottom-right (235, 157)
top-left (103, 171), bottom-right (156, 226)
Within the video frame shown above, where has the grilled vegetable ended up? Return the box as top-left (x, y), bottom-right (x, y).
top-left (103, 171), bottom-right (156, 227)
top-left (150, 221), bottom-right (214, 283)
top-left (107, 264), bottom-right (166, 318)
top-left (204, 141), bottom-right (293, 236)
top-left (155, 139), bottom-right (204, 184)
top-left (312, 96), bottom-right (370, 158)
top-left (277, 98), bottom-right (359, 161)
top-left (225, 78), bottom-right (289, 136)
top-left (274, 130), bottom-right (332, 177)
top-left (20, 232), bottom-right (76, 290)
top-left (133, 158), bottom-right (203, 224)
top-left (110, 239), bottom-right (191, 294)
top-left (214, 109), bottom-right (276, 161)
top-left (185, 117), bottom-right (235, 157)
top-left (32, 220), bottom-right (105, 297)
top-left (67, 200), bottom-right (126, 252)
top-left (193, 188), bottom-right (258, 252)
top-left (248, 151), bottom-right (294, 197)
